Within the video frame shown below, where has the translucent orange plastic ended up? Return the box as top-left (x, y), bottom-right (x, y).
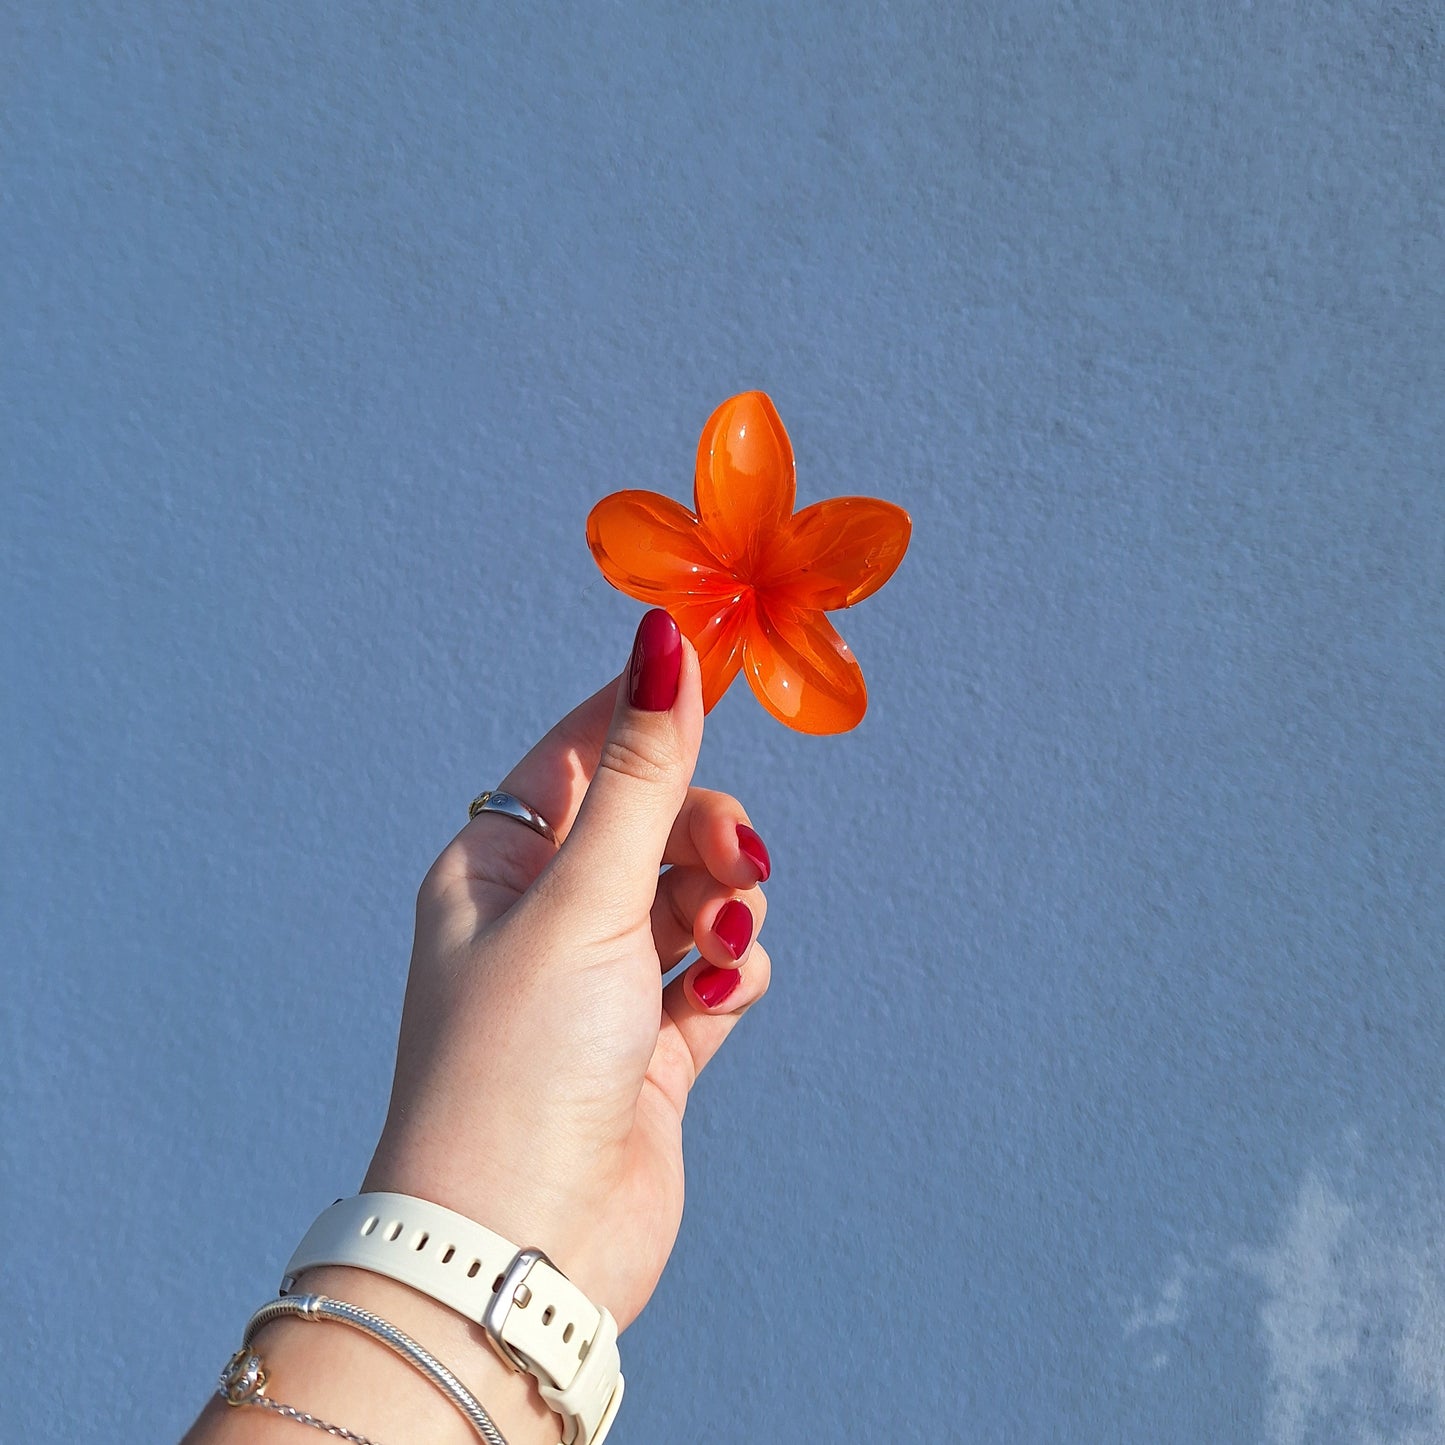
top-left (586, 391), bottom-right (912, 734)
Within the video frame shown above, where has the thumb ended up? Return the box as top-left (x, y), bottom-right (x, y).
top-left (549, 608), bottom-right (704, 920)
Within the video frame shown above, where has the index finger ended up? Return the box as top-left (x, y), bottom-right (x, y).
top-left (428, 673), bottom-right (619, 898)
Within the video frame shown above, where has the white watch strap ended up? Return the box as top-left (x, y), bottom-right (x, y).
top-left (281, 1193), bottom-right (623, 1445)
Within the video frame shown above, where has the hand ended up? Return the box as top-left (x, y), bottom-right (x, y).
top-left (184, 608), bottom-right (774, 1445)
top-left (363, 607), bottom-right (773, 1331)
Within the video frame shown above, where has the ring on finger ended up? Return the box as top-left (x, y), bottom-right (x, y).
top-left (467, 789), bottom-right (559, 846)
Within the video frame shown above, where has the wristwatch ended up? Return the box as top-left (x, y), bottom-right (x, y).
top-left (281, 1193), bottom-right (623, 1445)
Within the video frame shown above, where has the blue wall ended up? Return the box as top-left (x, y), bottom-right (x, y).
top-left (4, 4), bottom-right (1443, 1440)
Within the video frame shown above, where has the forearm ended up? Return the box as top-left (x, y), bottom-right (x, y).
top-left (182, 1266), bottom-right (561, 1445)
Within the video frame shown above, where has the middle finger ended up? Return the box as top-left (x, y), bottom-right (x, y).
top-left (662, 788), bottom-right (772, 889)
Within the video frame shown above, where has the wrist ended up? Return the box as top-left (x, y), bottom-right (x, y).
top-left (361, 1137), bottom-right (612, 1313)
top-left (191, 1265), bottom-right (561, 1445)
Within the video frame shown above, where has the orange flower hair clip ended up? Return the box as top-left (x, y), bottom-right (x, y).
top-left (586, 391), bottom-right (911, 734)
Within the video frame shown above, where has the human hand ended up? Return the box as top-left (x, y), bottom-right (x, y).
top-left (185, 608), bottom-right (774, 1445)
top-left (362, 607), bottom-right (773, 1332)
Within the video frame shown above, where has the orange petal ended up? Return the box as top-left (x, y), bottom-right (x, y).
top-left (587, 490), bottom-right (732, 603)
top-left (741, 601), bottom-right (868, 735)
top-left (759, 497), bottom-right (912, 611)
top-left (671, 593), bottom-right (751, 712)
top-left (693, 392), bottom-right (796, 570)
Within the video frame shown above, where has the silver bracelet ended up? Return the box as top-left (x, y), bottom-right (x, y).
top-left (222, 1292), bottom-right (510, 1445)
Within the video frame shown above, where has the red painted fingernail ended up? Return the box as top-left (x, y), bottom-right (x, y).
top-left (627, 608), bottom-right (682, 711)
top-left (694, 963), bottom-right (742, 1009)
top-left (736, 824), bottom-right (771, 882)
top-left (712, 898), bottom-right (753, 960)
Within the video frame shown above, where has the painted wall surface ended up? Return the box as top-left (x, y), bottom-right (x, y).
top-left (4, 4), bottom-right (1443, 1441)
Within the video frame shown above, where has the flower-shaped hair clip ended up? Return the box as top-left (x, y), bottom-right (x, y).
top-left (587, 391), bottom-right (911, 734)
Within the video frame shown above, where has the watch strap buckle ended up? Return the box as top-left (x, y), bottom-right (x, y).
top-left (483, 1246), bottom-right (624, 1443)
top-left (482, 1246), bottom-right (554, 1373)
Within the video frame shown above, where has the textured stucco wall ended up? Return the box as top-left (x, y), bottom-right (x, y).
top-left (4, 4), bottom-right (1443, 1441)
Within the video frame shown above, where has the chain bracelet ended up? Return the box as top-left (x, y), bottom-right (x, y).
top-left (224, 1380), bottom-right (391, 1445)
top-left (220, 1346), bottom-right (390, 1443)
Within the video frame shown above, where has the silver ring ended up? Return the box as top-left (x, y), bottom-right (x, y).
top-left (468, 789), bottom-right (559, 846)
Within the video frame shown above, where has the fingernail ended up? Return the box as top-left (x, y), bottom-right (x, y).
top-left (627, 608), bottom-right (682, 711)
top-left (694, 963), bottom-right (742, 1009)
top-left (736, 823), bottom-right (771, 883)
top-left (712, 898), bottom-right (753, 960)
